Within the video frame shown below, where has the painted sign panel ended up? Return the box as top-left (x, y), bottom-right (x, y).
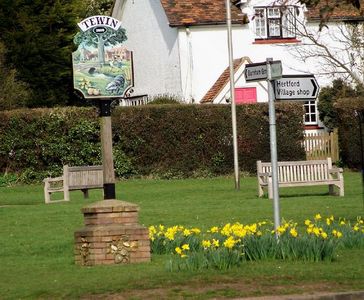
top-left (72, 15), bottom-right (133, 99)
top-left (244, 61), bottom-right (282, 82)
top-left (274, 75), bottom-right (319, 100)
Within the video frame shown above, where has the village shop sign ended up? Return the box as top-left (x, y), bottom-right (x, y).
top-left (72, 15), bottom-right (133, 99)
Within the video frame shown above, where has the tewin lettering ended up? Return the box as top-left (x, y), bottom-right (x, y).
top-left (78, 15), bottom-right (121, 32)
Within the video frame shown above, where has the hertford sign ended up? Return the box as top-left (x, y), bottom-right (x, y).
top-left (72, 16), bottom-right (133, 99)
top-left (274, 75), bottom-right (319, 100)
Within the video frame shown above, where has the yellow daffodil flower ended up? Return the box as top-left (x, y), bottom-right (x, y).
top-left (321, 232), bottom-right (328, 239)
top-left (209, 226), bottom-right (219, 233)
top-left (181, 244), bottom-right (190, 251)
top-left (290, 228), bottom-right (298, 237)
top-left (212, 239), bottom-right (220, 247)
top-left (314, 213), bottom-right (322, 221)
top-left (304, 219), bottom-right (311, 226)
top-left (175, 247), bottom-right (182, 255)
top-left (202, 240), bottom-right (211, 249)
top-left (183, 229), bottom-right (191, 236)
top-left (223, 236), bottom-right (237, 249)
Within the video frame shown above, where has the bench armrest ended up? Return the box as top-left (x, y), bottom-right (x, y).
top-left (328, 167), bottom-right (343, 174)
top-left (43, 176), bottom-right (64, 183)
top-left (258, 172), bottom-right (272, 177)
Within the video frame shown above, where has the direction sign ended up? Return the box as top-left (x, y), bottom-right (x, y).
top-left (274, 75), bottom-right (319, 100)
top-left (244, 60), bottom-right (282, 82)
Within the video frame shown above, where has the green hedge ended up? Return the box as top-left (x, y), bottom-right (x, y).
top-left (335, 98), bottom-right (364, 169)
top-left (0, 103), bottom-right (305, 182)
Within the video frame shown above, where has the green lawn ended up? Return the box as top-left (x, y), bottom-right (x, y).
top-left (0, 171), bottom-right (363, 299)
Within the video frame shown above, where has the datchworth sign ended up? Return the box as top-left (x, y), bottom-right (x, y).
top-left (72, 15), bottom-right (133, 99)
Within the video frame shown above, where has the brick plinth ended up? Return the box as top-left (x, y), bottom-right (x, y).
top-left (74, 199), bottom-right (150, 266)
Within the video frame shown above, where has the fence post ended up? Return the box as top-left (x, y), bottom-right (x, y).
top-left (331, 128), bottom-right (339, 162)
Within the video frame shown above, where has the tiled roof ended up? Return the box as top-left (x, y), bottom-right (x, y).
top-left (160, 0), bottom-right (247, 27)
top-left (306, 0), bottom-right (364, 20)
top-left (201, 57), bottom-right (251, 103)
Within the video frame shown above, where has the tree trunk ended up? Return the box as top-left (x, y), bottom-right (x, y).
top-left (98, 39), bottom-right (105, 65)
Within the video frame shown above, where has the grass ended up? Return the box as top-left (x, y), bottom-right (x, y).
top-left (0, 171), bottom-right (363, 299)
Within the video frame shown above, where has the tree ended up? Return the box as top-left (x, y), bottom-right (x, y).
top-left (0, 0), bottom-right (86, 107)
top-left (0, 0), bottom-right (114, 108)
top-left (0, 42), bottom-right (30, 110)
top-left (74, 27), bottom-right (127, 66)
top-left (317, 79), bottom-right (361, 130)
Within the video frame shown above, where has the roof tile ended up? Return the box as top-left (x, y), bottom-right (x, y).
top-left (160, 0), bottom-right (247, 27)
top-left (306, 0), bottom-right (364, 20)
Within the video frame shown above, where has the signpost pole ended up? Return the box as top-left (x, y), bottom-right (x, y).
top-left (266, 58), bottom-right (280, 238)
top-left (99, 99), bottom-right (116, 200)
top-left (225, 0), bottom-right (240, 190)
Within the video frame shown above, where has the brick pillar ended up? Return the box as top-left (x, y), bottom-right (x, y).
top-left (74, 200), bottom-right (150, 266)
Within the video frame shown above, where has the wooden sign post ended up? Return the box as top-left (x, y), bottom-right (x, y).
top-left (99, 100), bottom-right (116, 199)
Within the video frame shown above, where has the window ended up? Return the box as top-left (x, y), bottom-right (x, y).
top-left (254, 6), bottom-right (297, 40)
top-left (304, 101), bottom-right (317, 125)
top-left (235, 88), bottom-right (257, 104)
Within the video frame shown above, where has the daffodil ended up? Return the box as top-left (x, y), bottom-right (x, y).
top-left (221, 223), bottom-right (232, 236)
top-left (181, 244), bottom-right (190, 251)
top-left (209, 226), bottom-right (219, 233)
top-left (290, 228), bottom-right (298, 238)
top-left (175, 247), bottom-right (182, 255)
top-left (202, 240), bottom-right (211, 249)
top-left (212, 239), bottom-right (220, 247)
top-left (183, 229), bottom-right (191, 236)
top-left (332, 230), bottom-right (343, 238)
top-left (314, 213), bottom-right (322, 221)
top-left (191, 228), bottom-right (201, 234)
top-left (165, 226), bottom-right (178, 240)
top-left (304, 219), bottom-right (311, 226)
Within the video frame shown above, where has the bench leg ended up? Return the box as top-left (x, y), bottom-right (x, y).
top-left (64, 189), bottom-right (70, 201)
top-left (81, 189), bottom-right (89, 199)
top-left (258, 184), bottom-right (264, 197)
top-left (44, 182), bottom-right (51, 204)
top-left (268, 177), bottom-right (273, 200)
top-left (329, 184), bottom-right (335, 196)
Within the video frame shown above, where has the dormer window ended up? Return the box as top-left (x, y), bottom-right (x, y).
top-left (254, 6), bottom-right (297, 40)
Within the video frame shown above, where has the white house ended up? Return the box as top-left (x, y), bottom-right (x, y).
top-left (112, 0), bottom-right (364, 130)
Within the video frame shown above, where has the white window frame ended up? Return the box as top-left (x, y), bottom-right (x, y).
top-left (254, 8), bottom-right (267, 38)
top-left (254, 6), bottom-right (297, 40)
top-left (304, 100), bottom-right (318, 125)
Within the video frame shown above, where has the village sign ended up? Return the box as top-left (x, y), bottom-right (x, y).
top-left (72, 15), bottom-right (133, 99)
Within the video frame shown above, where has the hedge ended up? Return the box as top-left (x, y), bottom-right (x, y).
top-left (335, 97), bottom-right (364, 170)
top-left (0, 103), bottom-right (305, 182)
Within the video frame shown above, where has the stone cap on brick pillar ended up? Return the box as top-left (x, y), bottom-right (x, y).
top-left (81, 199), bottom-right (140, 214)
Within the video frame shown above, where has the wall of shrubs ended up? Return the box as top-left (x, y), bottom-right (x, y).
top-left (0, 103), bottom-right (305, 182)
top-left (335, 97), bottom-right (364, 170)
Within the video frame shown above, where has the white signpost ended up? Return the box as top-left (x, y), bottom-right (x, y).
top-left (274, 75), bottom-right (319, 100)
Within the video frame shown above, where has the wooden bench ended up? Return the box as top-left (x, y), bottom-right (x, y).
top-left (257, 158), bottom-right (344, 199)
top-left (43, 165), bottom-right (103, 204)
